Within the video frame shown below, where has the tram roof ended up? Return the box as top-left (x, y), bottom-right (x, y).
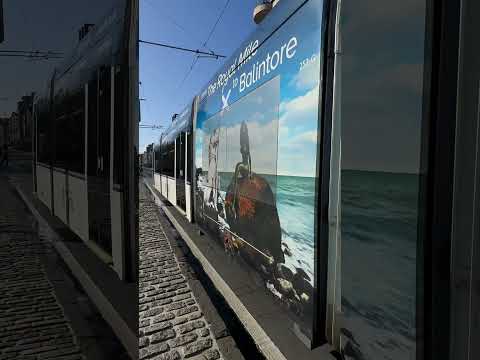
top-left (160, 102), bottom-right (194, 145)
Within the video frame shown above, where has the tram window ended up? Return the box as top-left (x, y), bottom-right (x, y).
top-left (53, 86), bottom-right (85, 173)
top-left (176, 133), bottom-right (186, 180)
top-left (339, 0), bottom-right (427, 359)
top-left (37, 100), bottom-right (51, 164)
top-left (113, 66), bottom-right (125, 185)
top-left (87, 77), bottom-right (98, 176)
top-left (154, 145), bottom-right (161, 173)
top-left (67, 109), bottom-right (85, 174)
top-left (53, 110), bottom-right (69, 170)
top-left (162, 141), bottom-right (174, 177)
top-left (186, 132), bottom-right (192, 182)
top-left (98, 66), bottom-right (111, 177)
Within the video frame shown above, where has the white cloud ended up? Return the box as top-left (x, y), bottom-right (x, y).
top-left (290, 57), bottom-right (320, 91)
top-left (279, 86), bottom-right (319, 126)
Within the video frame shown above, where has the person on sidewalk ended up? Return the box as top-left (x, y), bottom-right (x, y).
top-left (0, 144), bottom-right (9, 167)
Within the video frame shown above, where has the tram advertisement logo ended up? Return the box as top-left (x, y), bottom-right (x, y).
top-left (207, 36), bottom-right (299, 102)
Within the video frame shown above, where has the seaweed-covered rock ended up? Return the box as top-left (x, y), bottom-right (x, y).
top-left (292, 271), bottom-right (313, 298)
top-left (276, 278), bottom-right (294, 297)
top-left (282, 242), bottom-right (293, 257)
top-left (275, 263), bottom-right (294, 282)
top-left (295, 267), bottom-right (311, 282)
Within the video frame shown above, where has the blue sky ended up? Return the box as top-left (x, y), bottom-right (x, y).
top-left (139, 0), bottom-right (258, 152)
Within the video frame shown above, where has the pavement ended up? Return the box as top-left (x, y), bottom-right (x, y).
top-left (0, 148), bottom-right (130, 360)
top-left (0, 164), bottom-right (84, 359)
top-left (139, 182), bottom-right (241, 360)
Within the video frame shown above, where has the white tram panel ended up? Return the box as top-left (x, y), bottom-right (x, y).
top-left (185, 183), bottom-right (192, 222)
top-left (36, 164), bottom-right (52, 210)
top-left (167, 176), bottom-right (176, 206)
top-left (161, 175), bottom-right (168, 198)
top-left (52, 168), bottom-right (68, 225)
top-left (154, 172), bottom-right (161, 192)
top-left (68, 173), bottom-right (89, 242)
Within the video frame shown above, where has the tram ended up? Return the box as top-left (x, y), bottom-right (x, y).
top-left (153, 0), bottom-right (334, 352)
top-left (34, 1), bottom-right (137, 281)
top-left (153, 103), bottom-right (195, 222)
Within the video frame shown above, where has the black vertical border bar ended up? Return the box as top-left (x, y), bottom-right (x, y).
top-left (121, 0), bottom-right (139, 283)
top-left (189, 97), bottom-right (196, 223)
top-left (0, 0), bottom-right (4, 43)
top-left (49, 71), bottom-right (56, 215)
top-left (312, 0), bottom-right (337, 348)
top-left (418, 0), bottom-right (461, 359)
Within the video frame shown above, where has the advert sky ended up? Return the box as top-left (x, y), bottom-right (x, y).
top-left (139, 0), bottom-right (258, 152)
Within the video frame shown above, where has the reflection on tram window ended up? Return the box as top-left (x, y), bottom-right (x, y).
top-left (339, 0), bottom-right (426, 359)
top-left (36, 97), bottom-right (51, 164)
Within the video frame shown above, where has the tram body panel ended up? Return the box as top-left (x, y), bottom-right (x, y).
top-left (111, 188), bottom-right (124, 277)
top-left (185, 183), bottom-right (192, 222)
top-left (68, 173), bottom-right (89, 242)
top-left (36, 164), bottom-right (52, 210)
top-left (52, 168), bottom-right (68, 225)
top-left (154, 172), bottom-right (161, 191)
top-left (161, 175), bottom-right (168, 198)
top-left (167, 176), bottom-right (176, 206)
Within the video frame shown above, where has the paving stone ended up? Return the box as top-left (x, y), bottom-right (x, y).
top-left (152, 350), bottom-right (181, 360)
top-left (168, 332), bottom-right (198, 348)
top-left (199, 328), bottom-right (210, 338)
top-left (151, 328), bottom-right (176, 343)
top-left (183, 339), bottom-right (213, 358)
top-left (139, 185), bottom-right (223, 360)
top-left (203, 349), bottom-right (221, 360)
top-left (178, 320), bottom-right (205, 335)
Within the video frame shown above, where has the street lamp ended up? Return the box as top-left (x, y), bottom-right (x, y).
top-left (253, 1), bottom-right (273, 24)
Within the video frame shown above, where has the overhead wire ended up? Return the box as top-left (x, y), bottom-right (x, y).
top-left (176, 0), bottom-right (232, 94)
top-left (143, 0), bottom-right (215, 54)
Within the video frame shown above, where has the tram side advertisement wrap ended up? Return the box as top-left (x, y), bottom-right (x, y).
top-left (195, 0), bottom-right (324, 341)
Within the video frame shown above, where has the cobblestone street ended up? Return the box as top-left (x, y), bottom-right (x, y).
top-left (0, 175), bottom-right (84, 360)
top-left (139, 184), bottom-right (223, 360)
top-left (0, 151), bottom-right (130, 360)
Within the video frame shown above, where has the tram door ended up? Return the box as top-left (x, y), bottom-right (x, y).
top-left (176, 133), bottom-right (186, 211)
top-left (87, 66), bottom-right (112, 257)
